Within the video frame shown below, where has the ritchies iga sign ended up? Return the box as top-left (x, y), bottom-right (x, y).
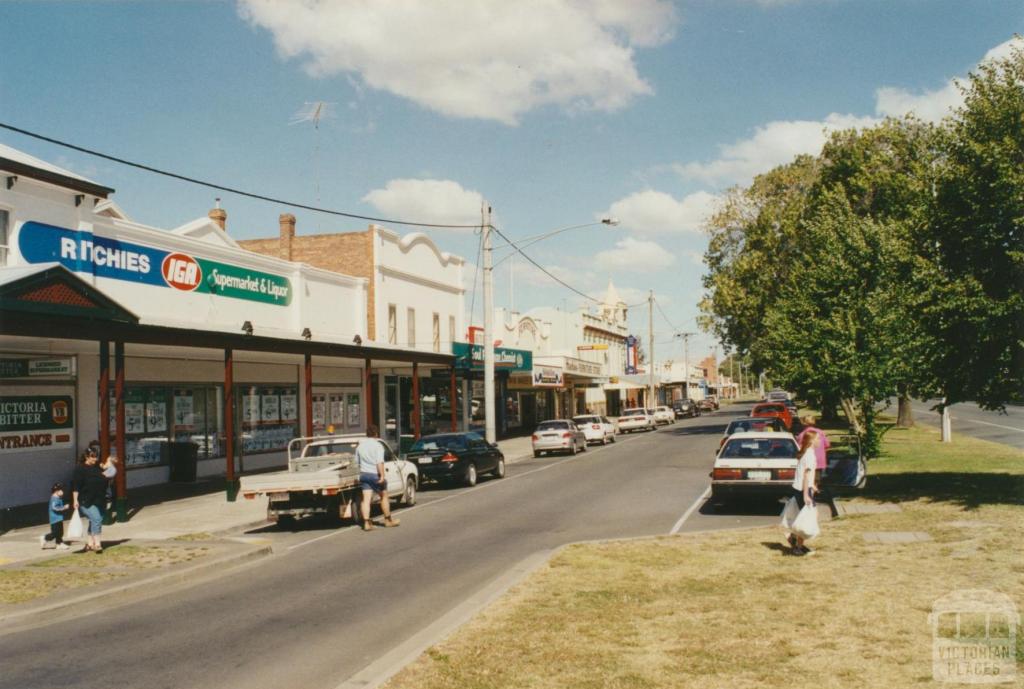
top-left (18, 222), bottom-right (292, 306)
top-left (0, 395), bottom-right (75, 452)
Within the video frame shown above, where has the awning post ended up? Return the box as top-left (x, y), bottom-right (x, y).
top-left (113, 341), bottom-right (127, 522)
top-left (225, 348), bottom-right (237, 501)
top-left (450, 367), bottom-right (457, 433)
top-left (304, 353), bottom-right (313, 438)
top-left (364, 358), bottom-right (373, 429)
top-left (99, 340), bottom-right (110, 470)
top-left (412, 362), bottom-right (421, 439)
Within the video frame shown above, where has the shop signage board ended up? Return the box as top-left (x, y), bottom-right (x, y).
top-left (532, 366), bottom-right (564, 388)
top-left (625, 335), bottom-right (639, 375)
top-left (452, 342), bottom-right (532, 372)
top-left (0, 395), bottom-right (75, 452)
top-left (18, 221), bottom-right (293, 306)
top-left (576, 344), bottom-right (608, 351)
top-left (0, 358), bottom-right (75, 378)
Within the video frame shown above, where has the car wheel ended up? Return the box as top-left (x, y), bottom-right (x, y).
top-left (533, 450), bottom-right (542, 458)
top-left (402, 476), bottom-right (417, 506)
top-left (464, 462), bottom-right (478, 487)
top-left (569, 443), bottom-right (577, 456)
top-left (493, 457), bottom-right (506, 478)
top-left (601, 435), bottom-right (608, 445)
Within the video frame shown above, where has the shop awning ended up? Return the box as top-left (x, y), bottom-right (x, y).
top-left (603, 380), bottom-right (646, 392)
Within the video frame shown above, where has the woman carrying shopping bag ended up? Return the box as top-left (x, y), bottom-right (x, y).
top-left (785, 429), bottom-right (820, 556)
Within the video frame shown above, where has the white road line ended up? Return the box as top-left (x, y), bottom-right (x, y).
top-left (911, 407), bottom-right (1024, 433)
top-left (286, 433), bottom-right (649, 552)
top-left (670, 486), bottom-right (711, 535)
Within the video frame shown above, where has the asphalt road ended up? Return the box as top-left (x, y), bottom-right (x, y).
top-left (905, 400), bottom-right (1024, 451)
top-left (0, 407), bottom-right (773, 689)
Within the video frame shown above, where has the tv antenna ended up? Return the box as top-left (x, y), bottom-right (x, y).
top-left (290, 101), bottom-right (335, 229)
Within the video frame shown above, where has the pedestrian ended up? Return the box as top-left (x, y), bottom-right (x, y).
top-left (796, 414), bottom-right (830, 484)
top-left (71, 450), bottom-right (108, 553)
top-left (40, 482), bottom-right (71, 550)
top-left (356, 424), bottom-right (400, 532)
top-left (787, 429), bottom-right (820, 556)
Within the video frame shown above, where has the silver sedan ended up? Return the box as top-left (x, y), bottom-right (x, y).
top-left (531, 420), bottom-right (587, 457)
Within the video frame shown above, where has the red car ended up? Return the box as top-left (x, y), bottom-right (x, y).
top-left (751, 402), bottom-right (794, 430)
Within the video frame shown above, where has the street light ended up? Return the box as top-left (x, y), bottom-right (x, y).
top-left (481, 214), bottom-right (619, 443)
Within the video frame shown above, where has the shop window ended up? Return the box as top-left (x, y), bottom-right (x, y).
top-left (239, 384), bottom-right (299, 454)
top-left (0, 209), bottom-right (8, 265)
top-left (107, 386), bottom-right (170, 467)
top-left (407, 308), bottom-right (416, 347)
top-left (388, 304), bottom-right (397, 344)
top-left (172, 387), bottom-right (224, 460)
top-left (432, 313), bottom-right (440, 353)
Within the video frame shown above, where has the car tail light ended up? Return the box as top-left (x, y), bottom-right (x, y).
top-left (776, 468), bottom-right (795, 481)
top-left (440, 452), bottom-right (458, 462)
top-left (531, 434), bottom-right (539, 441)
top-left (561, 432), bottom-right (573, 439)
top-left (592, 424), bottom-right (601, 430)
top-left (712, 468), bottom-right (743, 480)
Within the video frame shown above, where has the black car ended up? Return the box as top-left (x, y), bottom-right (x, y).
top-left (405, 432), bottom-right (505, 487)
top-left (672, 399), bottom-right (700, 418)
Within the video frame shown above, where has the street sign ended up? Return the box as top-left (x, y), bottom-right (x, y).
top-left (576, 344), bottom-right (609, 351)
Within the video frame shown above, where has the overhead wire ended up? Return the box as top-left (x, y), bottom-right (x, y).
top-left (487, 224), bottom-right (599, 303)
top-left (0, 122), bottom-right (483, 229)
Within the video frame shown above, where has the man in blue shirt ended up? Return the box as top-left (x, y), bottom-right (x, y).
top-left (40, 482), bottom-right (71, 550)
top-left (356, 424), bottom-right (400, 531)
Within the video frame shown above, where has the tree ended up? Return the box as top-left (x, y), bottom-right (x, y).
top-left (924, 41), bottom-right (1024, 416)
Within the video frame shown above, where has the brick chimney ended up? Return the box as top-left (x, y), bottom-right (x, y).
top-left (279, 213), bottom-right (296, 261)
top-left (208, 202), bottom-right (227, 232)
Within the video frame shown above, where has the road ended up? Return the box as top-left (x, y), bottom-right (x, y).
top-left (0, 406), bottom-right (770, 689)
top-left (905, 400), bottom-right (1024, 451)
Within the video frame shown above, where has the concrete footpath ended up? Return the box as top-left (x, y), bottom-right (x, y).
top-left (0, 434), bottom-right (537, 627)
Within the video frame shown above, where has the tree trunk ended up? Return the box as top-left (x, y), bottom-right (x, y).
top-left (896, 385), bottom-right (914, 428)
top-left (840, 397), bottom-right (864, 434)
top-left (820, 392), bottom-right (840, 422)
top-left (940, 397), bottom-right (952, 443)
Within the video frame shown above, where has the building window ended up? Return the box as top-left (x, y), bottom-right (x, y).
top-left (449, 315), bottom-right (456, 348)
top-left (0, 209), bottom-right (9, 265)
top-left (407, 307), bottom-right (416, 347)
top-left (432, 313), bottom-right (441, 353)
top-left (388, 304), bottom-right (397, 345)
top-left (240, 384), bottom-right (300, 454)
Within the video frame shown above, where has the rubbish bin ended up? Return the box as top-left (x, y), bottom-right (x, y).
top-left (164, 441), bottom-right (199, 482)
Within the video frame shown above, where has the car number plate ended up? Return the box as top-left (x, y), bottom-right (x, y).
top-left (268, 492), bottom-right (289, 502)
top-left (747, 470), bottom-right (771, 481)
top-left (419, 457), bottom-right (433, 464)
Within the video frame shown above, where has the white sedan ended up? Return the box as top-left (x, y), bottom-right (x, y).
top-left (572, 415), bottom-right (617, 445)
top-left (710, 431), bottom-right (799, 504)
top-left (652, 406), bottom-right (675, 425)
top-left (616, 408), bottom-right (656, 433)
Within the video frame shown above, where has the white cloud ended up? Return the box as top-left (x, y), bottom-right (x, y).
top-left (594, 237), bottom-right (676, 272)
top-left (362, 179), bottom-right (484, 228)
top-left (604, 189), bottom-right (719, 234)
top-left (238, 0), bottom-right (677, 125)
top-left (875, 36), bottom-right (1022, 122)
top-left (675, 113), bottom-right (879, 186)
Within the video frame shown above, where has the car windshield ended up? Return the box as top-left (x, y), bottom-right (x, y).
top-left (411, 435), bottom-right (469, 452)
top-left (720, 438), bottom-right (798, 459)
top-left (622, 409), bottom-right (645, 416)
top-left (754, 405), bottom-right (785, 414)
top-left (304, 440), bottom-right (360, 458)
top-left (573, 416), bottom-right (600, 424)
top-left (726, 419), bottom-right (782, 434)
top-left (537, 421), bottom-right (569, 431)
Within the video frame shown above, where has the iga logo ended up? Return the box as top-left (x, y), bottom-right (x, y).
top-left (161, 253), bottom-right (202, 291)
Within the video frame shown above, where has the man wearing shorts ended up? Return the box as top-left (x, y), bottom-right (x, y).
top-left (356, 424), bottom-right (400, 531)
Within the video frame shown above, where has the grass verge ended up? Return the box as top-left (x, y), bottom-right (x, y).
top-left (385, 424), bottom-right (1023, 689)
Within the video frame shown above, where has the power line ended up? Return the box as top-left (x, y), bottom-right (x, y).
top-left (468, 227), bottom-right (484, 325)
top-left (0, 122), bottom-right (483, 230)
top-left (488, 224), bottom-right (599, 303)
top-left (654, 297), bottom-right (679, 332)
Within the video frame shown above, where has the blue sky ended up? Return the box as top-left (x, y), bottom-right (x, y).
top-left (1, 1), bottom-right (1021, 364)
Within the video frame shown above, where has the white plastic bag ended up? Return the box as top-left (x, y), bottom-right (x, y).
top-left (66, 510), bottom-right (83, 540)
top-left (791, 504), bottom-right (820, 540)
top-left (780, 496), bottom-right (800, 530)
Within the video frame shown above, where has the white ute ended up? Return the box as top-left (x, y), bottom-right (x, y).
top-left (240, 434), bottom-right (418, 526)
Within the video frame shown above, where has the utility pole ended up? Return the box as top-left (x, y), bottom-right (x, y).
top-left (728, 348), bottom-right (735, 399)
top-left (482, 204), bottom-right (496, 444)
top-left (648, 290), bottom-right (655, 408)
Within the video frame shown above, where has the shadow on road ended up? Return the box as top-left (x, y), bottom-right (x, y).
top-left (699, 497), bottom-right (785, 517)
top-left (668, 423), bottom-right (727, 436)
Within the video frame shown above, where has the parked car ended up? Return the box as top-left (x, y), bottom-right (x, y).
top-left (532, 420), bottom-right (587, 457)
top-left (820, 433), bottom-right (868, 493)
top-left (751, 402), bottom-right (794, 430)
top-left (766, 389), bottom-right (790, 403)
top-left (710, 431), bottom-right (800, 503)
top-left (718, 417), bottom-right (787, 451)
top-left (672, 399), bottom-right (700, 418)
top-left (572, 415), bottom-right (617, 445)
top-left (617, 408), bottom-right (657, 433)
top-left (697, 398), bottom-right (716, 413)
top-left (652, 406), bottom-right (675, 425)
top-left (706, 394), bottom-right (720, 410)
top-left (406, 432), bottom-right (505, 487)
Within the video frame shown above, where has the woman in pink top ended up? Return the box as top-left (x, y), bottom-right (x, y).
top-left (796, 414), bottom-right (830, 478)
